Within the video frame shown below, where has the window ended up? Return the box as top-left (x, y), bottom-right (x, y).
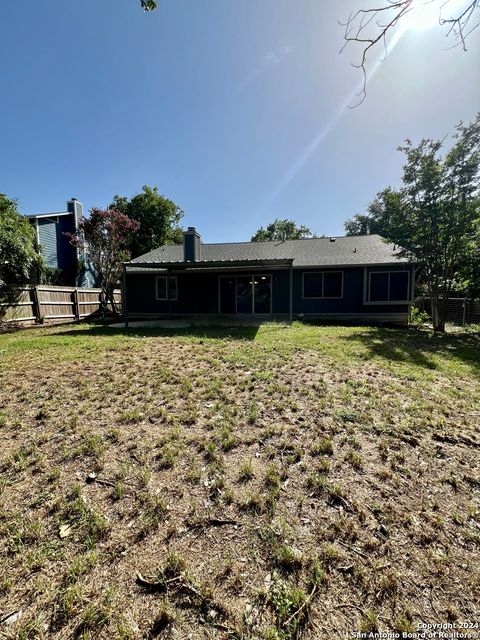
top-left (369, 273), bottom-right (389, 302)
top-left (156, 276), bottom-right (178, 300)
top-left (303, 271), bottom-right (343, 298)
top-left (368, 271), bottom-right (409, 303)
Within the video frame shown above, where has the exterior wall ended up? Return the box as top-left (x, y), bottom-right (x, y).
top-left (55, 215), bottom-right (77, 273)
top-left (36, 218), bottom-right (58, 268)
top-left (126, 265), bottom-right (412, 324)
top-left (126, 272), bottom-right (219, 315)
top-left (35, 214), bottom-right (77, 285)
top-left (66, 199), bottom-right (83, 228)
top-left (294, 266), bottom-right (410, 317)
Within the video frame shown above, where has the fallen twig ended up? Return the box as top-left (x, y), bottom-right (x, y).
top-left (208, 518), bottom-right (238, 526)
top-left (284, 584), bottom-right (317, 628)
top-left (188, 517), bottom-right (239, 531)
top-left (85, 473), bottom-right (115, 488)
top-left (135, 572), bottom-right (180, 592)
top-left (337, 540), bottom-right (369, 559)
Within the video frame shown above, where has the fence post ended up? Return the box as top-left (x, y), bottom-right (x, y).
top-left (32, 286), bottom-right (41, 322)
top-left (462, 299), bottom-right (467, 327)
top-left (73, 288), bottom-right (80, 320)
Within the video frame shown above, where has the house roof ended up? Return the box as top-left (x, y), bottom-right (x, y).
top-left (129, 235), bottom-right (408, 269)
top-left (25, 211), bottom-right (73, 219)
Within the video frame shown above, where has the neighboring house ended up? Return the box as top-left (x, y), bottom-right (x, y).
top-left (123, 227), bottom-right (414, 325)
top-left (26, 198), bottom-right (95, 287)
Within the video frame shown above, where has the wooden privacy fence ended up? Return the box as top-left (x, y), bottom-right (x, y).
top-left (0, 286), bottom-right (121, 323)
top-left (417, 297), bottom-right (480, 326)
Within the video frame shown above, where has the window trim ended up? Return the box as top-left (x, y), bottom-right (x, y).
top-left (302, 271), bottom-right (344, 299)
top-left (364, 269), bottom-right (411, 305)
top-left (155, 275), bottom-right (178, 301)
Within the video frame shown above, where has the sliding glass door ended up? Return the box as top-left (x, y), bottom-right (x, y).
top-left (236, 276), bottom-right (253, 313)
top-left (219, 277), bottom-right (236, 314)
top-left (253, 276), bottom-right (271, 314)
top-left (219, 275), bottom-right (271, 314)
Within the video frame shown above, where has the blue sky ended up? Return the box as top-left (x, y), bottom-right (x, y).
top-left (1, 0), bottom-right (479, 243)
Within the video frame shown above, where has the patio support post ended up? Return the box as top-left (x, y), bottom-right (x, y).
top-left (122, 263), bottom-right (129, 328)
top-left (289, 263), bottom-right (293, 324)
top-left (167, 268), bottom-right (171, 319)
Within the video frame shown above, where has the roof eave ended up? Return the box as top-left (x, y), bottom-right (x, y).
top-left (292, 260), bottom-right (411, 268)
top-left (126, 258), bottom-right (294, 269)
top-left (25, 211), bottom-right (72, 219)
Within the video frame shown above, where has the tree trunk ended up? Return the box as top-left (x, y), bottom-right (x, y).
top-left (431, 295), bottom-right (446, 332)
top-left (106, 286), bottom-right (120, 317)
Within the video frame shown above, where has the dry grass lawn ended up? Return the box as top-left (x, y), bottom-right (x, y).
top-left (0, 322), bottom-right (479, 639)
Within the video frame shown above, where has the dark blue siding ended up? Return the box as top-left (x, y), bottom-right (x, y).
top-left (36, 213), bottom-right (78, 285)
top-left (56, 215), bottom-right (77, 271)
top-left (293, 268), bottom-right (363, 314)
top-left (126, 272), bottom-right (219, 315)
top-left (126, 265), bottom-right (411, 319)
top-left (37, 219), bottom-right (58, 268)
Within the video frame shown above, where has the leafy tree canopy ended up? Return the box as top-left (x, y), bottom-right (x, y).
top-left (344, 188), bottom-right (404, 237)
top-left (345, 114), bottom-right (480, 331)
top-left (66, 208), bottom-right (140, 315)
top-left (110, 186), bottom-right (184, 258)
top-left (251, 218), bottom-right (313, 242)
top-left (140, 0), bottom-right (157, 10)
top-left (0, 194), bottom-right (44, 297)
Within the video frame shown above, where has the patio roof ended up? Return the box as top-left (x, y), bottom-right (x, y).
top-left (125, 258), bottom-right (294, 271)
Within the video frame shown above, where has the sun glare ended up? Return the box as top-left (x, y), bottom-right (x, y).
top-left (406, 0), bottom-right (469, 30)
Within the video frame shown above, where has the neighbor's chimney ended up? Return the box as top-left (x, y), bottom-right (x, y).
top-left (183, 227), bottom-right (201, 262)
top-left (67, 198), bottom-right (84, 230)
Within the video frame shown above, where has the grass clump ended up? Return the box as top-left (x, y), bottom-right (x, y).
top-left (119, 409), bottom-right (142, 424)
top-left (60, 488), bottom-right (109, 548)
top-left (345, 448), bottom-right (363, 470)
top-left (238, 459), bottom-right (254, 482)
top-left (262, 575), bottom-right (309, 638)
top-left (311, 437), bottom-right (334, 456)
top-left (3, 513), bottom-right (44, 555)
top-left (139, 492), bottom-right (168, 533)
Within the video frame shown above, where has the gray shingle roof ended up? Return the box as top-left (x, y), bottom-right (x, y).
top-left (129, 235), bottom-right (408, 268)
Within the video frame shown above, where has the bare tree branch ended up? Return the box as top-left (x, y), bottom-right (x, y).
top-left (340, 0), bottom-right (479, 105)
top-left (440, 0), bottom-right (480, 49)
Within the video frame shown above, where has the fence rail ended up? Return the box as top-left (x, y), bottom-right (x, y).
top-left (0, 286), bottom-right (121, 324)
top-left (417, 297), bottom-right (480, 326)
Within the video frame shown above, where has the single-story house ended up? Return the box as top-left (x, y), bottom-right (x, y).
top-left (123, 228), bottom-right (414, 326)
top-left (26, 198), bottom-right (95, 287)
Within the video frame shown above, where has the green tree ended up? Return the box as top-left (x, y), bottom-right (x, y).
top-left (345, 114), bottom-right (480, 332)
top-left (66, 208), bottom-right (140, 315)
top-left (251, 218), bottom-right (313, 242)
top-left (140, 0), bottom-right (157, 9)
top-left (452, 207), bottom-right (480, 298)
top-left (0, 194), bottom-right (44, 304)
top-left (344, 188), bottom-right (404, 237)
top-left (110, 186), bottom-right (184, 258)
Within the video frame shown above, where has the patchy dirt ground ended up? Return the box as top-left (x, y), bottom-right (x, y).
top-left (0, 323), bottom-right (479, 639)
